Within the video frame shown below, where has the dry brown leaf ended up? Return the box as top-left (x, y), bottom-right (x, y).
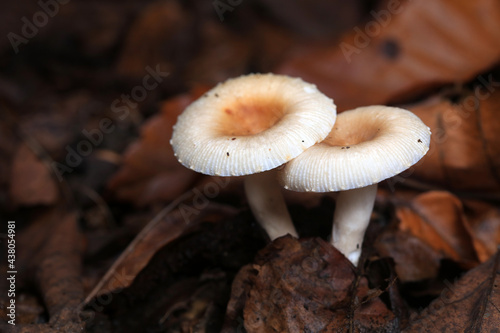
top-left (107, 88), bottom-right (207, 206)
top-left (116, 0), bottom-right (193, 80)
top-left (397, 191), bottom-right (478, 265)
top-left (404, 250), bottom-right (500, 332)
top-left (19, 93), bottom-right (95, 158)
top-left (461, 199), bottom-right (500, 263)
top-left (375, 230), bottom-right (443, 282)
top-left (3, 209), bottom-right (86, 332)
top-left (251, 22), bottom-right (298, 73)
top-left (277, 0), bottom-right (500, 110)
top-left (256, 0), bottom-right (363, 39)
top-left (407, 88), bottom-right (500, 194)
top-left (117, 1), bottom-right (252, 88)
top-left (35, 211), bottom-right (84, 323)
top-left (184, 20), bottom-right (252, 86)
top-left (9, 143), bottom-right (58, 206)
top-left (84, 195), bottom-right (237, 302)
top-left (84, 204), bottom-right (263, 333)
top-left (224, 236), bottom-right (397, 332)
top-left (375, 190), bottom-right (500, 282)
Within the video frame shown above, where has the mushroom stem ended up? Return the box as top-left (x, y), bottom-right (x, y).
top-left (244, 170), bottom-right (299, 240)
top-left (331, 184), bottom-right (377, 265)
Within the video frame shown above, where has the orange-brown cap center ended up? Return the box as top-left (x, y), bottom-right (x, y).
top-left (323, 115), bottom-right (382, 147)
top-left (215, 97), bottom-right (286, 136)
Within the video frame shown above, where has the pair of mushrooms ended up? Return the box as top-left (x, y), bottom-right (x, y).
top-left (171, 74), bottom-right (430, 265)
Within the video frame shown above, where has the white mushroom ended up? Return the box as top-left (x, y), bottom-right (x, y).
top-left (170, 73), bottom-right (337, 240)
top-left (278, 105), bottom-right (431, 264)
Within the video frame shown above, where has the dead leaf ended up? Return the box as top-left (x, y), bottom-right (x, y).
top-left (4, 209), bottom-right (86, 333)
top-left (9, 143), bottom-right (58, 206)
top-left (375, 190), bottom-right (500, 282)
top-left (406, 88), bottom-right (500, 194)
top-left (250, 22), bottom-right (298, 73)
top-left (388, 190), bottom-right (479, 282)
top-left (462, 199), bottom-right (500, 263)
top-left (277, 0), bottom-right (500, 110)
top-left (35, 211), bottom-right (84, 324)
top-left (223, 265), bottom-right (257, 333)
top-left (84, 194), bottom-right (238, 302)
top-left (404, 249), bottom-right (500, 332)
top-left (85, 206), bottom-right (265, 333)
top-left (375, 230), bottom-right (443, 282)
top-left (19, 93), bottom-right (99, 158)
top-left (184, 20), bottom-right (252, 86)
top-left (107, 88), bottom-right (207, 206)
top-left (256, 0), bottom-right (363, 39)
top-left (21, 0), bottom-right (133, 63)
top-left (116, 0), bottom-right (193, 80)
top-left (397, 191), bottom-right (478, 265)
top-left (224, 236), bottom-right (397, 332)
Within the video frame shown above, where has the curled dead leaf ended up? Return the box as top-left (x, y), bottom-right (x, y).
top-left (224, 236), bottom-right (397, 332)
top-left (408, 88), bottom-right (500, 194)
top-left (277, 0), bottom-right (500, 110)
top-left (107, 87), bottom-right (208, 206)
top-left (463, 199), bottom-right (500, 262)
top-left (397, 191), bottom-right (478, 265)
top-left (376, 190), bottom-right (500, 282)
top-left (404, 250), bottom-right (500, 332)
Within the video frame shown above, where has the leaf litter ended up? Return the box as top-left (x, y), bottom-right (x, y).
top-left (1, 0), bottom-right (500, 332)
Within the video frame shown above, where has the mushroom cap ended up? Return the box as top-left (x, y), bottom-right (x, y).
top-left (170, 73), bottom-right (337, 176)
top-left (278, 105), bottom-right (431, 192)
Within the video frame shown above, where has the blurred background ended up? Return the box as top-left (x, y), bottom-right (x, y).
top-left (0, 0), bottom-right (499, 332)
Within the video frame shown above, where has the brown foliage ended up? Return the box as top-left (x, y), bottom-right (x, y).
top-left (277, 0), bottom-right (500, 110)
top-left (107, 87), bottom-right (207, 206)
top-left (2, 0), bottom-right (500, 331)
top-left (224, 236), bottom-right (397, 332)
top-left (404, 251), bottom-right (500, 332)
top-left (408, 88), bottom-right (500, 194)
top-left (2, 209), bottom-right (85, 332)
top-left (9, 143), bottom-right (58, 207)
top-left (376, 190), bottom-right (500, 282)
